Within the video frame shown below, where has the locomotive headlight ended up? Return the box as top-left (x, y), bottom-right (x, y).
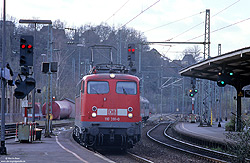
top-left (92, 112), bottom-right (97, 118)
top-left (110, 74), bottom-right (115, 79)
top-left (128, 113), bottom-right (133, 118)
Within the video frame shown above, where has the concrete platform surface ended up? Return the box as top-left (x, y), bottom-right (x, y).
top-left (175, 121), bottom-right (229, 143)
top-left (0, 129), bottom-right (114, 163)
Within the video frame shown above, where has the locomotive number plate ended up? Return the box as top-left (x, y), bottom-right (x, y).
top-left (104, 117), bottom-right (120, 121)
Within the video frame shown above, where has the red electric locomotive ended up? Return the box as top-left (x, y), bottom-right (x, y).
top-left (73, 63), bottom-right (142, 150)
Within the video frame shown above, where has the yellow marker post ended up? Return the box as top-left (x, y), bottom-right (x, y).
top-left (211, 109), bottom-right (213, 126)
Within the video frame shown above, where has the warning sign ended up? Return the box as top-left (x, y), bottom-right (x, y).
top-left (238, 91), bottom-right (244, 97)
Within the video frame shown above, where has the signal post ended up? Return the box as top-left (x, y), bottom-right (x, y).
top-left (189, 78), bottom-right (198, 123)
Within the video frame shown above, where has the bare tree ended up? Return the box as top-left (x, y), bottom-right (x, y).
top-left (182, 45), bottom-right (202, 62)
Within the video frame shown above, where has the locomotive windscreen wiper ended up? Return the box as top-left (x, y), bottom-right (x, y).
top-left (92, 87), bottom-right (99, 94)
top-left (122, 87), bottom-right (127, 95)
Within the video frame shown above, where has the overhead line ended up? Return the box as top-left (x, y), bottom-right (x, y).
top-left (164, 0), bottom-right (241, 42)
top-left (167, 22), bottom-right (204, 41)
top-left (105, 0), bottom-right (130, 22)
top-left (144, 11), bottom-right (205, 33)
top-left (212, 0), bottom-right (240, 17)
top-left (120, 0), bottom-right (161, 28)
top-left (187, 17), bottom-right (250, 41)
top-left (166, 0), bottom-right (240, 41)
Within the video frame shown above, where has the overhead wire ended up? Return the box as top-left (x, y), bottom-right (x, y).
top-left (162, 0), bottom-right (241, 42)
top-left (187, 17), bottom-right (250, 41)
top-left (157, 0), bottom-right (242, 59)
top-left (212, 0), bottom-right (240, 17)
top-left (144, 11), bottom-right (205, 33)
top-left (185, 0), bottom-right (241, 41)
top-left (120, 0), bottom-right (161, 28)
top-left (166, 22), bottom-right (204, 41)
top-left (105, 0), bottom-right (130, 22)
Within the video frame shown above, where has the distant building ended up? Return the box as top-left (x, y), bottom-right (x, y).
top-left (181, 54), bottom-right (196, 66)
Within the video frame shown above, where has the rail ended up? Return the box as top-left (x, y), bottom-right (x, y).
top-left (147, 122), bottom-right (238, 163)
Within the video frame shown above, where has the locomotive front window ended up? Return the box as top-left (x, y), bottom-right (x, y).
top-left (116, 81), bottom-right (137, 95)
top-left (87, 81), bottom-right (109, 94)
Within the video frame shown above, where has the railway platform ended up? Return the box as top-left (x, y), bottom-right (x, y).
top-left (173, 121), bottom-right (232, 149)
top-left (0, 128), bottom-right (114, 163)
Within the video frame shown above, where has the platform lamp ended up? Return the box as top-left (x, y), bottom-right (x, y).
top-left (41, 54), bottom-right (47, 110)
top-left (77, 44), bottom-right (84, 80)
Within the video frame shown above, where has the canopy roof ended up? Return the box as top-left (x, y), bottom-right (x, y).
top-left (179, 46), bottom-right (250, 88)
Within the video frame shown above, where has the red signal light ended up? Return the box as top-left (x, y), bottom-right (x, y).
top-left (27, 45), bottom-right (32, 49)
top-left (21, 44), bottom-right (26, 49)
top-left (128, 48), bottom-right (135, 52)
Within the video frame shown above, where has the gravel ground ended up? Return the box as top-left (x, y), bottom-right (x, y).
top-left (128, 120), bottom-right (209, 163)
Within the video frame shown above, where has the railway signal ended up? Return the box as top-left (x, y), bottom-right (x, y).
top-left (128, 43), bottom-right (135, 62)
top-left (217, 70), bottom-right (234, 87)
top-left (20, 35), bottom-right (34, 67)
top-left (189, 89), bottom-right (194, 97)
top-left (189, 89), bottom-right (198, 97)
top-left (14, 77), bottom-right (36, 99)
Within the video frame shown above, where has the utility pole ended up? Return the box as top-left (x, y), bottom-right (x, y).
top-left (1, 0), bottom-right (7, 155)
top-left (200, 9), bottom-right (211, 126)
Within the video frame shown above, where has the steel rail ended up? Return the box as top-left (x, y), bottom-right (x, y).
top-left (147, 122), bottom-right (228, 163)
top-left (127, 151), bottom-right (154, 163)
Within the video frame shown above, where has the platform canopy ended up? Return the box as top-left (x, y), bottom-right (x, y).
top-left (179, 46), bottom-right (250, 88)
top-left (179, 46), bottom-right (250, 132)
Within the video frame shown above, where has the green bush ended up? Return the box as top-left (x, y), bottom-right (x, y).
top-left (225, 116), bottom-right (235, 131)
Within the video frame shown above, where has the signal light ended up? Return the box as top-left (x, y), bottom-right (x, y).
top-left (20, 35), bottom-right (34, 67)
top-left (21, 44), bottom-right (26, 49)
top-left (128, 43), bottom-right (135, 62)
top-left (217, 80), bottom-right (226, 87)
top-left (228, 71), bottom-right (234, 76)
top-left (217, 72), bottom-right (227, 87)
top-left (217, 70), bottom-right (235, 87)
top-left (27, 45), bottom-right (32, 49)
top-left (189, 89), bottom-right (198, 97)
top-left (128, 48), bottom-right (135, 52)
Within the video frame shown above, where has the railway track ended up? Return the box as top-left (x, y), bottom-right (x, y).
top-left (98, 150), bottom-right (154, 163)
top-left (147, 122), bottom-right (249, 163)
top-left (127, 151), bottom-right (154, 163)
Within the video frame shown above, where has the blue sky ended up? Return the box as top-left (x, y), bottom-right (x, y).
top-left (5, 0), bottom-right (250, 60)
